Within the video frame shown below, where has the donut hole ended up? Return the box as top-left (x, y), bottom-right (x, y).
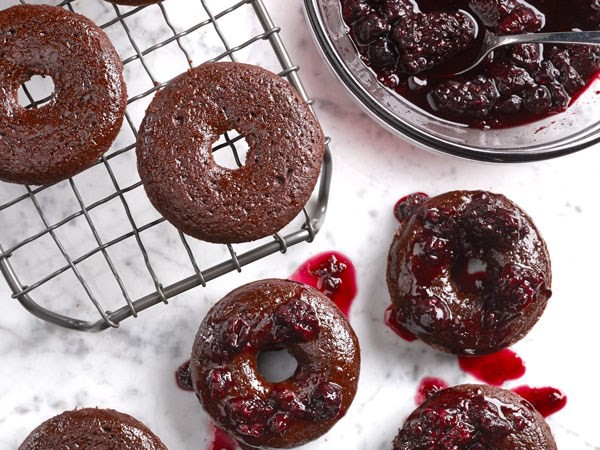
top-left (212, 130), bottom-right (249, 169)
top-left (452, 257), bottom-right (488, 295)
top-left (257, 348), bottom-right (299, 383)
top-left (18, 75), bottom-right (55, 109)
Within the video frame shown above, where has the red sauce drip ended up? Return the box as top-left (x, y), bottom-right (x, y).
top-left (175, 360), bottom-right (194, 392)
top-left (512, 385), bottom-right (567, 417)
top-left (458, 348), bottom-right (526, 386)
top-left (209, 425), bottom-right (241, 450)
top-left (415, 377), bottom-right (449, 405)
top-left (290, 252), bottom-right (357, 317)
top-left (384, 304), bottom-right (417, 342)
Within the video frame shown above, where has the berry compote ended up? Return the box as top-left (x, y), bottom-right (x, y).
top-left (341, 0), bottom-right (600, 128)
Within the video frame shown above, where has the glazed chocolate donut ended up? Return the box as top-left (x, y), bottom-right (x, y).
top-left (393, 384), bottom-right (557, 450)
top-left (387, 191), bottom-right (551, 355)
top-left (0, 5), bottom-right (127, 186)
top-left (19, 408), bottom-right (168, 450)
top-left (105, 0), bottom-right (162, 6)
top-left (191, 279), bottom-right (360, 448)
top-left (136, 62), bottom-right (325, 243)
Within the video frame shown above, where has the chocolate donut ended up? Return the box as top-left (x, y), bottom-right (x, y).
top-left (393, 384), bottom-right (557, 450)
top-left (136, 62), bottom-right (325, 243)
top-left (105, 0), bottom-right (162, 6)
top-left (0, 5), bottom-right (127, 186)
top-left (19, 408), bottom-right (168, 450)
top-left (191, 279), bottom-right (360, 448)
top-left (387, 190), bottom-right (551, 355)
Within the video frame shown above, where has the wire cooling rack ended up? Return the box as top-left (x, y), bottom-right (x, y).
top-left (0, 0), bottom-right (332, 332)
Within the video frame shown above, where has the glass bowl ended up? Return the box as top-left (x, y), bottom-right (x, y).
top-left (303, 0), bottom-right (600, 162)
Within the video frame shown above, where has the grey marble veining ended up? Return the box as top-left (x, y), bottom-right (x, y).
top-left (1, 0), bottom-right (600, 449)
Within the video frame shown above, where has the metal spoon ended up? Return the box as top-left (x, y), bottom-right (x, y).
top-left (453, 29), bottom-right (600, 75)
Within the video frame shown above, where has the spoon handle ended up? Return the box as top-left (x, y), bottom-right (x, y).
top-left (498, 30), bottom-right (600, 47)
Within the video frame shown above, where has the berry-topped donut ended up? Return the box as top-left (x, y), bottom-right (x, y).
top-left (191, 279), bottom-right (360, 448)
top-left (387, 191), bottom-right (551, 355)
top-left (137, 62), bottom-right (325, 244)
top-left (393, 384), bottom-right (558, 449)
top-left (19, 408), bottom-right (168, 450)
top-left (0, 5), bottom-right (127, 186)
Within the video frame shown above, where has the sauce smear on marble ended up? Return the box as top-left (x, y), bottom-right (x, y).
top-left (512, 385), bottom-right (567, 417)
top-left (384, 304), bottom-right (418, 342)
top-left (290, 252), bottom-right (357, 317)
top-left (175, 360), bottom-right (194, 391)
top-left (415, 377), bottom-right (449, 405)
top-left (458, 348), bottom-right (526, 386)
top-left (209, 425), bottom-right (242, 450)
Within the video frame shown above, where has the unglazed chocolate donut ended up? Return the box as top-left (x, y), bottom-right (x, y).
top-left (105, 0), bottom-right (163, 6)
top-left (191, 279), bottom-right (360, 448)
top-left (387, 191), bottom-right (552, 355)
top-left (19, 408), bottom-right (168, 450)
top-left (136, 62), bottom-right (325, 243)
top-left (0, 5), bottom-right (127, 186)
top-left (393, 384), bottom-right (557, 450)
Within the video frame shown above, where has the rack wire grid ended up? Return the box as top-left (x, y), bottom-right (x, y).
top-left (0, 0), bottom-right (332, 332)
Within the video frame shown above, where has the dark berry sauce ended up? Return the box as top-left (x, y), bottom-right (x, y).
top-left (384, 304), bottom-right (418, 342)
top-left (341, 0), bottom-right (600, 128)
top-left (512, 385), bottom-right (567, 417)
top-left (290, 252), bottom-right (357, 317)
top-left (176, 360), bottom-right (194, 392)
top-left (458, 348), bottom-right (526, 385)
top-left (415, 377), bottom-right (449, 404)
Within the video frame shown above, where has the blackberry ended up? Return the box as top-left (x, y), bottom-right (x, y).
top-left (429, 75), bottom-right (499, 119)
top-left (391, 12), bottom-right (476, 74)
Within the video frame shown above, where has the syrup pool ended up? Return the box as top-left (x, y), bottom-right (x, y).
top-left (512, 385), bottom-right (567, 417)
top-left (290, 251), bottom-right (357, 317)
top-left (209, 425), bottom-right (243, 450)
top-left (458, 348), bottom-right (526, 386)
top-left (415, 377), bottom-right (449, 405)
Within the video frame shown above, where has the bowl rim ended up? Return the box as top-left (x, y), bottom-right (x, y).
top-left (303, 0), bottom-right (600, 163)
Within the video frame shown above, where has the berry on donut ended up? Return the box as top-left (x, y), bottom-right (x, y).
top-left (393, 384), bottom-right (558, 449)
top-left (190, 279), bottom-right (360, 448)
top-left (387, 191), bottom-right (552, 355)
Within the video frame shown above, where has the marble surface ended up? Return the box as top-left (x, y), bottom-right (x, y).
top-left (1, 0), bottom-right (600, 449)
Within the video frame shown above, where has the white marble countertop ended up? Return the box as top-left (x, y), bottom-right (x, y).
top-left (1, 1), bottom-right (600, 449)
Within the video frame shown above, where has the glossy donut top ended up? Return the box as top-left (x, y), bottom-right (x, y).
top-left (191, 279), bottom-right (360, 448)
top-left (18, 408), bottom-right (168, 450)
top-left (393, 384), bottom-right (557, 450)
top-left (136, 62), bottom-right (325, 243)
top-left (0, 5), bottom-right (127, 185)
top-left (387, 190), bottom-right (551, 355)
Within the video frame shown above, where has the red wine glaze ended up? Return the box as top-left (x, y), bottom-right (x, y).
top-left (290, 252), bottom-right (357, 317)
top-left (512, 385), bottom-right (567, 417)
